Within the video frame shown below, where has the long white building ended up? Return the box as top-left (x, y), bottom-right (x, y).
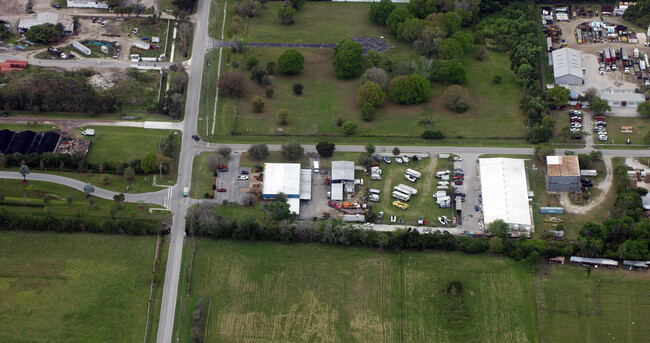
top-left (479, 158), bottom-right (532, 231)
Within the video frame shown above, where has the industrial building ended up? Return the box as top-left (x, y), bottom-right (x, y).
top-left (569, 256), bottom-right (618, 268)
top-left (66, 0), bottom-right (109, 8)
top-left (18, 12), bottom-right (73, 35)
top-left (552, 48), bottom-right (583, 85)
top-left (478, 158), bottom-right (532, 231)
top-left (546, 156), bottom-right (580, 192)
top-left (330, 161), bottom-right (355, 201)
top-left (599, 88), bottom-right (646, 107)
top-left (0, 130), bottom-right (61, 156)
top-left (261, 163), bottom-right (312, 215)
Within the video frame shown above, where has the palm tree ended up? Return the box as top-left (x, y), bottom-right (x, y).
top-left (83, 183), bottom-right (95, 197)
top-left (102, 174), bottom-right (111, 185)
top-left (124, 167), bottom-right (135, 180)
top-left (19, 165), bottom-right (30, 182)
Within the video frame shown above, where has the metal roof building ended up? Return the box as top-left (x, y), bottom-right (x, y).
top-left (547, 156), bottom-right (580, 192)
top-left (479, 158), bottom-right (532, 230)
top-left (552, 48), bottom-right (583, 85)
top-left (261, 163), bottom-right (311, 215)
top-left (18, 12), bottom-right (73, 34)
top-left (600, 88), bottom-right (646, 107)
top-left (331, 161), bottom-right (355, 181)
top-left (570, 256), bottom-right (619, 267)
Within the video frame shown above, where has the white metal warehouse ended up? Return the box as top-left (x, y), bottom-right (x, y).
top-left (479, 158), bottom-right (532, 231)
top-left (261, 163), bottom-right (311, 215)
top-left (552, 48), bottom-right (583, 85)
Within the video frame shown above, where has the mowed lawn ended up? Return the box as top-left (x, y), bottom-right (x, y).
top-left (0, 231), bottom-right (156, 342)
top-left (537, 264), bottom-right (650, 343)
top-left (219, 46), bottom-right (524, 140)
top-left (77, 126), bottom-right (180, 164)
top-left (184, 240), bottom-right (538, 342)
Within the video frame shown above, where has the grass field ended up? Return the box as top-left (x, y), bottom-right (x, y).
top-left (239, 151), bottom-right (310, 168)
top-left (180, 240), bottom-right (538, 342)
top-left (598, 116), bottom-right (648, 145)
top-left (204, 1), bottom-right (525, 143)
top-left (76, 126), bottom-right (180, 164)
top-left (0, 123), bottom-right (59, 132)
top-left (537, 264), bottom-right (650, 343)
top-left (190, 152), bottom-right (217, 198)
top-left (0, 231), bottom-right (157, 342)
top-left (215, 46), bottom-right (524, 140)
top-left (366, 156), bottom-right (454, 224)
top-left (0, 179), bottom-right (169, 222)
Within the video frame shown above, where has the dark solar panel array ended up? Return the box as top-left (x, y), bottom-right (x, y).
top-left (0, 130), bottom-right (60, 155)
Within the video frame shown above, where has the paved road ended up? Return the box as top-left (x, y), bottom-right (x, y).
top-left (0, 53), bottom-right (174, 69)
top-left (155, 0), bottom-right (211, 340)
top-left (0, 171), bottom-right (170, 206)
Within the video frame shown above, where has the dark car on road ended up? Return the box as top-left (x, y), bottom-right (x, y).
top-left (191, 135), bottom-right (200, 141)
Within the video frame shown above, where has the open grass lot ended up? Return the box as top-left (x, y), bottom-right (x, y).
top-left (215, 46), bottom-right (524, 140)
top-left (76, 126), bottom-right (180, 164)
top-left (239, 151), bottom-right (309, 168)
top-left (0, 123), bottom-right (59, 132)
top-left (365, 156), bottom-right (454, 225)
top-left (0, 231), bottom-right (156, 342)
top-left (0, 179), bottom-right (169, 222)
top-left (598, 116), bottom-right (648, 145)
top-left (120, 18), bottom-right (170, 58)
top-left (181, 240), bottom-right (538, 342)
top-left (204, 1), bottom-right (525, 143)
top-left (537, 264), bottom-right (650, 343)
top-left (190, 152), bottom-right (217, 198)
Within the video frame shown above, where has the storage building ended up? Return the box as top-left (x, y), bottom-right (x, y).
top-left (600, 88), bottom-right (645, 107)
top-left (261, 163), bottom-right (312, 215)
top-left (331, 161), bottom-right (355, 201)
top-left (570, 256), bottom-right (618, 268)
top-left (66, 0), bottom-right (109, 8)
top-left (479, 158), bottom-right (532, 231)
top-left (18, 12), bottom-right (73, 34)
top-left (547, 156), bottom-right (580, 192)
top-left (552, 48), bottom-right (583, 85)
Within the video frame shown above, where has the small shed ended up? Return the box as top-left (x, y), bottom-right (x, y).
top-left (549, 256), bottom-right (565, 264)
top-left (623, 260), bottom-right (648, 270)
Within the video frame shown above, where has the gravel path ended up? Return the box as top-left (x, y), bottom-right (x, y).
top-left (559, 156), bottom-right (613, 214)
top-left (207, 36), bottom-right (388, 54)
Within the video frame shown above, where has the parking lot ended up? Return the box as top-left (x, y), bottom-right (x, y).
top-left (299, 162), bottom-right (338, 219)
top-left (213, 153), bottom-right (250, 205)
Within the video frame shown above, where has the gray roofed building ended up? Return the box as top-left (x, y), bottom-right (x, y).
top-left (547, 156), bottom-right (580, 192)
top-left (623, 260), bottom-right (648, 270)
top-left (18, 12), bottom-right (74, 34)
top-left (600, 88), bottom-right (646, 107)
top-left (331, 161), bottom-right (355, 181)
top-left (552, 48), bottom-right (583, 85)
top-left (570, 256), bottom-right (618, 267)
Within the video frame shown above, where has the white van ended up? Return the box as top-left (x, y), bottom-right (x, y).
top-left (182, 187), bottom-right (189, 197)
top-left (313, 161), bottom-right (320, 174)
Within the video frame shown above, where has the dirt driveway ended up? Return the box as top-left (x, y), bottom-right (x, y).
top-left (559, 156), bottom-right (613, 214)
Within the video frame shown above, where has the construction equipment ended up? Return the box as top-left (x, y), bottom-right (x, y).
top-left (392, 201), bottom-right (409, 210)
top-left (545, 217), bottom-right (563, 223)
top-left (342, 202), bottom-right (356, 209)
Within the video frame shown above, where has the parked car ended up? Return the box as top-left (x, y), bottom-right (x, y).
top-left (216, 188), bottom-right (226, 192)
top-left (454, 180), bottom-right (463, 185)
top-left (453, 156), bottom-right (462, 161)
top-left (240, 170), bottom-right (249, 174)
top-left (363, 222), bottom-right (374, 227)
top-left (412, 155), bottom-right (419, 163)
top-left (192, 135), bottom-right (200, 141)
top-left (237, 175), bottom-right (249, 180)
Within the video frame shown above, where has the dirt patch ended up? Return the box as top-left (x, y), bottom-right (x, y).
top-left (0, 0), bottom-right (28, 16)
top-left (559, 156), bottom-right (613, 214)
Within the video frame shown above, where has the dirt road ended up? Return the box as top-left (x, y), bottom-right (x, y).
top-left (559, 156), bottom-right (612, 214)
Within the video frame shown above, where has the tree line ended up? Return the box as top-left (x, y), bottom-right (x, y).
top-left (0, 212), bottom-right (162, 235)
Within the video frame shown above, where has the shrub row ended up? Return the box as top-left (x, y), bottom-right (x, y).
top-left (0, 212), bottom-right (162, 235)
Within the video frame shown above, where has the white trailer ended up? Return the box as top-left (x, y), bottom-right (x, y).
top-left (580, 170), bottom-right (597, 176)
top-left (397, 183), bottom-right (418, 195)
top-left (130, 54), bottom-right (141, 62)
top-left (72, 41), bottom-right (91, 56)
top-left (436, 195), bottom-right (451, 204)
top-left (371, 174), bottom-right (382, 180)
top-left (435, 170), bottom-right (450, 178)
top-left (392, 191), bottom-right (410, 202)
top-left (641, 60), bottom-right (647, 71)
top-left (369, 194), bottom-right (380, 202)
top-left (369, 189), bottom-right (381, 195)
top-left (133, 41), bottom-right (151, 50)
top-left (405, 168), bottom-right (422, 179)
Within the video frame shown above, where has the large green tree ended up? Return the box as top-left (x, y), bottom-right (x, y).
top-left (368, 0), bottom-right (396, 25)
top-left (407, 0), bottom-right (437, 19)
top-left (638, 100), bottom-right (650, 117)
top-left (315, 141), bottom-right (336, 157)
top-left (277, 49), bottom-right (305, 75)
top-left (386, 8), bottom-right (413, 36)
top-left (357, 81), bottom-right (385, 106)
top-left (388, 74), bottom-right (431, 104)
top-left (546, 86), bottom-right (570, 108)
top-left (281, 141), bottom-right (304, 160)
top-left (590, 96), bottom-right (611, 115)
top-left (488, 219), bottom-right (510, 238)
top-left (332, 39), bottom-right (364, 79)
top-left (435, 59), bottom-right (467, 84)
top-left (24, 23), bottom-right (62, 45)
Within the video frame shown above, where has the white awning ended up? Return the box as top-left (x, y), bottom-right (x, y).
top-left (300, 169), bottom-right (312, 200)
top-left (331, 183), bottom-right (343, 201)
